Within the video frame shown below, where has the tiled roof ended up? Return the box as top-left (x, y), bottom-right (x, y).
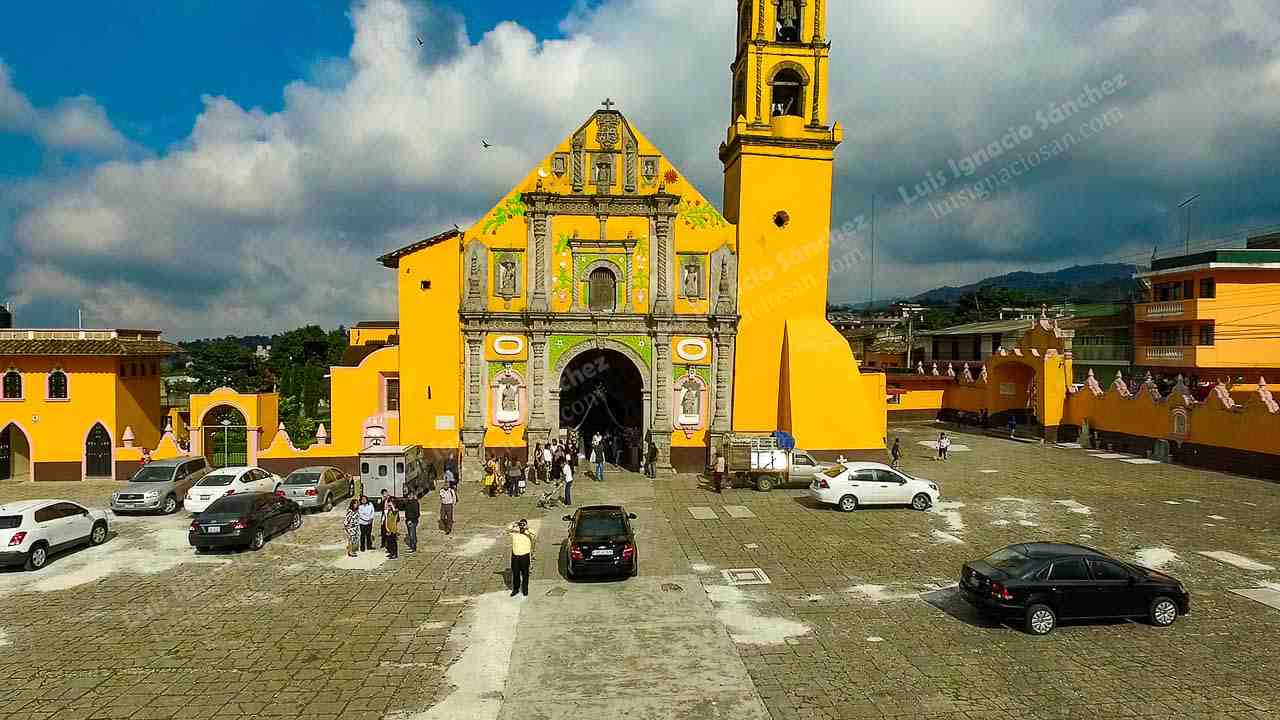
top-left (0, 338), bottom-right (181, 357)
top-left (377, 229), bottom-right (460, 268)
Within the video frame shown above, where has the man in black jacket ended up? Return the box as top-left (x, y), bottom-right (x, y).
top-left (402, 492), bottom-right (422, 553)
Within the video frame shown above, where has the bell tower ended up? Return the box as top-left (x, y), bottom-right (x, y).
top-left (723, 1), bottom-right (881, 453)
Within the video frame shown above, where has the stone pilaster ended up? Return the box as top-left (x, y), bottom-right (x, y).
top-left (461, 333), bottom-right (486, 483)
top-left (651, 333), bottom-right (675, 476)
top-left (709, 333), bottom-right (734, 458)
top-left (527, 332), bottom-right (551, 447)
top-left (529, 213), bottom-right (550, 312)
top-left (652, 214), bottom-right (674, 315)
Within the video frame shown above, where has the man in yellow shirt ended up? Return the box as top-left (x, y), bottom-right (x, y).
top-left (508, 518), bottom-right (535, 597)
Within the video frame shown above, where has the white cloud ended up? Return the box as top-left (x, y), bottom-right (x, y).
top-left (5, 0), bottom-right (1280, 333)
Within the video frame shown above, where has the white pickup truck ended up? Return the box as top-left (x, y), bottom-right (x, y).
top-left (720, 434), bottom-right (829, 492)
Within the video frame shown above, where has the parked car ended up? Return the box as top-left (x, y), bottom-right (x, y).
top-left (0, 499), bottom-right (110, 571)
top-left (183, 466), bottom-right (283, 514)
top-left (563, 505), bottom-right (639, 580)
top-left (809, 462), bottom-right (940, 512)
top-left (188, 492), bottom-right (302, 552)
top-left (111, 457), bottom-right (211, 514)
top-left (959, 542), bottom-right (1191, 635)
top-left (720, 433), bottom-right (831, 491)
top-left (278, 466), bottom-right (354, 512)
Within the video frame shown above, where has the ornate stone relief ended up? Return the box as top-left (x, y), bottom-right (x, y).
top-left (491, 369), bottom-right (525, 433)
top-left (571, 128), bottom-right (586, 192)
top-left (463, 240), bottom-right (489, 312)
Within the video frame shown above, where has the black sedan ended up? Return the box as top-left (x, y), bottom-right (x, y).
top-left (563, 505), bottom-right (638, 580)
top-left (960, 542), bottom-right (1191, 635)
top-left (188, 492), bottom-right (302, 552)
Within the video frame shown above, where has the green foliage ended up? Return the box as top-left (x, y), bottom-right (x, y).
top-left (677, 200), bottom-right (727, 230)
top-left (181, 339), bottom-right (273, 393)
top-left (482, 193), bottom-right (528, 235)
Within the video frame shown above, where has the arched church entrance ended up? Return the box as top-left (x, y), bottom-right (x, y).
top-left (990, 361), bottom-right (1038, 426)
top-left (0, 423), bottom-right (32, 482)
top-left (203, 405), bottom-right (249, 469)
top-left (558, 349), bottom-right (645, 470)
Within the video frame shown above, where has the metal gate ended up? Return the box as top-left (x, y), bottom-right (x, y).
top-left (204, 406), bottom-right (248, 469)
top-left (86, 423), bottom-right (113, 478)
top-left (0, 425), bottom-right (10, 481)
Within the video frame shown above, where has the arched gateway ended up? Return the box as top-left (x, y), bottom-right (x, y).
top-left (554, 347), bottom-right (647, 470)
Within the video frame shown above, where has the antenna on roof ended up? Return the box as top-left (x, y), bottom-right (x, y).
top-left (78, 307), bottom-right (83, 329)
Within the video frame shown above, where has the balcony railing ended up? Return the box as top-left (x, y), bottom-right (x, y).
top-left (1139, 301), bottom-right (1185, 318)
top-left (1141, 346), bottom-right (1186, 362)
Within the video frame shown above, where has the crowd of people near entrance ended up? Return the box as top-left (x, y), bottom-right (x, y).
top-left (341, 462), bottom-right (460, 559)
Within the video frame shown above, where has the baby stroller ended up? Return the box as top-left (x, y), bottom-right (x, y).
top-left (536, 480), bottom-right (565, 509)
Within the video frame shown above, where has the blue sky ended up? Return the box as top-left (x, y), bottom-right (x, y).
top-left (3, 1), bottom-right (1279, 337)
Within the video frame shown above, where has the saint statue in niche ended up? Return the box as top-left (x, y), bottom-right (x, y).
top-left (501, 380), bottom-right (519, 413)
top-left (682, 262), bottom-right (701, 298)
top-left (678, 376), bottom-right (702, 425)
top-left (498, 261), bottom-right (518, 295)
top-left (718, 257), bottom-right (730, 295)
top-left (494, 374), bottom-right (522, 429)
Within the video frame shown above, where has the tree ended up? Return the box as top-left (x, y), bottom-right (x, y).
top-left (182, 338), bottom-right (272, 393)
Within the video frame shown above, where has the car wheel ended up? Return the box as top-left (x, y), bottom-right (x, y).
top-left (1025, 603), bottom-right (1056, 635)
top-left (1149, 596), bottom-right (1179, 627)
top-left (838, 495), bottom-right (858, 513)
top-left (162, 495), bottom-right (178, 514)
top-left (321, 495), bottom-right (333, 513)
top-left (290, 512), bottom-right (302, 531)
top-left (755, 475), bottom-right (774, 492)
top-left (250, 528), bottom-right (266, 551)
top-left (911, 493), bottom-right (932, 511)
top-left (25, 543), bottom-right (49, 571)
top-left (195, 546), bottom-right (208, 554)
top-left (566, 561), bottom-right (576, 580)
top-left (630, 557), bottom-right (639, 578)
top-left (90, 521), bottom-right (108, 546)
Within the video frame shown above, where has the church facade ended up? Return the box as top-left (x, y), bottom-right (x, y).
top-left (323, 0), bottom-right (887, 477)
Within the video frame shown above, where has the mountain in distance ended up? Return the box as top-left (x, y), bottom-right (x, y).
top-left (909, 263), bottom-right (1141, 305)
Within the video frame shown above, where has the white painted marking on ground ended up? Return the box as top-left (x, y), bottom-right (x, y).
top-left (1017, 520), bottom-right (1039, 527)
top-left (1209, 515), bottom-right (1228, 520)
top-left (1121, 458), bottom-right (1161, 465)
top-left (1230, 588), bottom-right (1280, 611)
top-left (454, 535), bottom-right (499, 558)
top-left (979, 469), bottom-right (1000, 474)
top-left (389, 591), bottom-right (522, 720)
top-left (1092, 453), bottom-right (1132, 460)
top-left (991, 519), bottom-right (1011, 526)
top-left (1183, 499), bottom-right (1201, 503)
top-left (704, 585), bottom-right (811, 645)
top-left (1199, 551), bottom-right (1276, 571)
top-left (688, 506), bottom-right (719, 520)
top-left (930, 501), bottom-right (966, 532)
top-left (918, 441), bottom-right (971, 452)
top-left (1163, 500), bottom-right (1183, 505)
top-left (0, 629), bottom-right (8, 647)
top-left (1243, 501), bottom-right (1258, 507)
top-left (723, 505), bottom-right (756, 519)
top-left (1055, 442), bottom-right (1083, 449)
top-left (1134, 548), bottom-right (1179, 571)
top-left (1204, 523), bottom-right (1217, 527)
top-left (1077, 534), bottom-right (1092, 540)
top-left (931, 530), bottom-right (965, 545)
top-left (690, 562), bottom-right (715, 573)
top-left (1053, 499), bottom-right (1093, 515)
top-left (417, 621), bottom-right (450, 631)
top-left (846, 585), bottom-right (920, 602)
top-left (866, 636), bottom-right (885, 643)
top-left (329, 551), bottom-right (387, 570)
top-left (743, 543), bottom-right (760, 550)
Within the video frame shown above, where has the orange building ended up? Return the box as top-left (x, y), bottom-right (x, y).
top-left (1134, 247), bottom-right (1280, 379)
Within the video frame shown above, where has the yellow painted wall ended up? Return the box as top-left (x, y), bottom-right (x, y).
top-left (778, 319), bottom-right (886, 450)
top-left (326, 345), bottom-right (403, 455)
top-left (349, 325), bottom-right (398, 347)
top-left (0, 356), bottom-right (120, 470)
top-left (396, 237), bottom-right (462, 450)
top-left (116, 373), bottom-right (163, 451)
top-left (1138, 268), bottom-right (1280, 369)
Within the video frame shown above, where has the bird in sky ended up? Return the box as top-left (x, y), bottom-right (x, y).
top-left (481, 140), bottom-right (493, 149)
top-left (417, 36), bottom-right (424, 46)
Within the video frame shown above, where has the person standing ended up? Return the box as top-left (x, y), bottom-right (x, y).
top-left (939, 432), bottom-right (951, 461)
top-left (343, 499), bottom-right (360, 557)
top-left (890, 438), bottom-right (902, 468)
top-left (382, 497), bottom-right (400, 559)
top-left (402, 492), bottom-right (421, 553)
top-left (594, 442), bottom-right (606, 482)
top-left (356, 495), bottom-right (375, 552)
top-left (713, 453), bottom-right (726, 493)
top-left (483, 458), bottom-right (497, 497)
top-left (646, 439), bottom-right (658, 478)
top-left (507, 518), bottom-right (535, 597)
top-left (439, 481), bottom-right (457, 534)
top-left (1008, 414), bottom-right (1018, 439)
top-left (562, 459), bottom-right (573, 506)
top-left (540, 443), bottom-right (552, 484)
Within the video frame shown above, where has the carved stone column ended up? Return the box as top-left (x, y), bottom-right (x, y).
top-left (527, 332), bottom-right (551, 448)
top-left (461, 333), bottom-right (487, 483)
top-left (529, 213), bottom-right (550, 312)
top-left (651, 333), bottom-right (674, 476)
top-left (709, 333), bottom-right (735, 457)
top-left (652, 214), bottom-right (674, 315)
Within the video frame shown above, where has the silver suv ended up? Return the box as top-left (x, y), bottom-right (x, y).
top-left (111, 457), bottom-right (211, 514)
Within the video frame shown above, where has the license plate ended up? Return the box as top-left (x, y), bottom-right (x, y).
top-left (205, 526), bottom-right (221, 534)
top-left (199, 495), bottom-right (210, 501)
top-left (592, 549), bottom-right (614, 557)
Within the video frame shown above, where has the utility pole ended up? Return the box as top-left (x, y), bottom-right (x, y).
top-left (1179, 194), bottom-right (1200, 255)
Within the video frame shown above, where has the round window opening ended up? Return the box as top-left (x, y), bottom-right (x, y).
top-left (773, 210), bottom-right (791, 229)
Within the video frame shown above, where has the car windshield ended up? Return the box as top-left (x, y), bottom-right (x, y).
top-left (577, 514), bottom-right (627, 539)
top-left (821, 466), bottom-right (845, 479)
top-left (983, 546), bottom-right (1037, 574)
top-left (129, 466), bottom-right (175, 483)
top-left (0, 515), bottom-right (21, 530)
top-left (285, 472), bottom-right (321, 485)
top-left (201, 495), bottom-right (256, 519)
top-left (196, 473), bottom-right (237, 487)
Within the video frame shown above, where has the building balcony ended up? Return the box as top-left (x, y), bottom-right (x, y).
top-left (1136, 345), bottom-right (1224, 368)
top-left (1071, 344), bottom-right (1131, 363)
top-left (1136, 299), bottom-right (1214, 323)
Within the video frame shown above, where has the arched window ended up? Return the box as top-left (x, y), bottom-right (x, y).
top-left (48, 370), bottom-right (68, 400)
top-left (588, 267), bottom-right (617, 312)
top-left (1, 370), bottom-right (20, 400)
top-left (770, 68), bottom-right (804, 118)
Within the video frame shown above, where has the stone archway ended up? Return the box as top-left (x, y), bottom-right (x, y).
top-left (549, 339), bottom-right (652, 470)
top-left (203, 405), bottom-right (249, 468)
top-left (989, 360), bottom-right (1038, 424)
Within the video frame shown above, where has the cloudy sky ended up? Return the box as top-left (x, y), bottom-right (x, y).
top-left (2, 0), bottom-right (1279, 338)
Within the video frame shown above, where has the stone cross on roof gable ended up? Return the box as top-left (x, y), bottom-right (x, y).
top-left (601, 98), bottom-right (616, 111)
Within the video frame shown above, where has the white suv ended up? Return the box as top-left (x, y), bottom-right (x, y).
top-left (0, 499), bottom-right (110, 571)
top-left (809, 462), bottom-right (941, 512)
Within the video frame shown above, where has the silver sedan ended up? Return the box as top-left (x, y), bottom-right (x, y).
top-left (278, 466), bottom-right (354, 512)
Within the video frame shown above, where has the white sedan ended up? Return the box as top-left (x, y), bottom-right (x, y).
top-left (809, 462), bottom-right (941, 512)
top-left (184, 466), bottom-right (283, 514)
top-left (0, 499), bottom-right (110, 571)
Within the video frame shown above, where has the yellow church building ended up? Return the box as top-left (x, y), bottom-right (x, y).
top-left (320, 0), bottom-right (886, 477)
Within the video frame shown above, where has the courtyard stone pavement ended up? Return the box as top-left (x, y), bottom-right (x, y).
top-left (1, 423), bottom-right (1278, 719)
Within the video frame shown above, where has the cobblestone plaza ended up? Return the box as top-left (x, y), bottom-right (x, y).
top-left (2, 424), bottom-right (1278, 720)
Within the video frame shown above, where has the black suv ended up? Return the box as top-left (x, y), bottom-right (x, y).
top-left (960, 542), bottom-right (1191, 635)
top-left (563, 505), bottom-right (638, 580)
